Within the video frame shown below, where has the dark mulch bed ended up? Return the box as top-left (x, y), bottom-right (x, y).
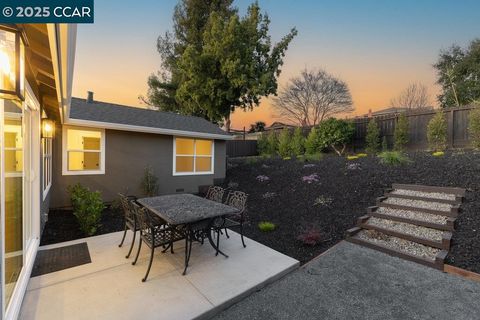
top-left (222, 151), bottom-right (480, 273)
top-left (40, 206), bottom-right (124, 246)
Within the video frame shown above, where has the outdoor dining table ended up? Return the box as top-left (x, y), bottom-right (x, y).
top-left (137, 193), bottom-right (240, 275)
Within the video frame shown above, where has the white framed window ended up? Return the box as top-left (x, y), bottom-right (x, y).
top-left (173, 137), bottom-right (214, 175)
top-left (42, 137), bottom-right (52, 198)
top-left (62, 126), bottom-right (105, 175)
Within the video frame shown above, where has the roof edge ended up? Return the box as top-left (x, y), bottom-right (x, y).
top-left (65, 117), bottom-right (233, 140)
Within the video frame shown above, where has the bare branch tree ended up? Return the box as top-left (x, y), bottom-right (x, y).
top-left (273, 69), bottom-right (354, 127)
top-left (390, 82), bottom-right (431, 109)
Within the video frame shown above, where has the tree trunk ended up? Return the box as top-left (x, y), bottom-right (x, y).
top-left (224, 116), bottom-right (231, 132)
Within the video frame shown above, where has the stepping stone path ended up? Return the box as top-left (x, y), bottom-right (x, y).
top-left (346, 183), bottom-right (466, 270)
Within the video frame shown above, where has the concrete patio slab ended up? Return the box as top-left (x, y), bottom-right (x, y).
top-left (19, 231), bottom-right (299, 320)
top-left (214, 241), bottom-right (480, 320)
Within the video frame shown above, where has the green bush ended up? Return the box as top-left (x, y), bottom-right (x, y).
top-left (304, 127), bottom-right (320, 155)
top-left (382, 136), bottom-right (388, 151)
top-left (468, 107), bottom-right (480, 149)
top-left (432, 151), bottom-right (445, 157)
top-left (427, 111), bottom-right (447, 151)
top-left (378, 151), bottom-right (410, 166)
top-left (365, 118), bottom-right (380, 154)
top-left (290, 127), bottom-right (305, 156)
top-left (141, 166), bottom-right (159, 197)
top-left (317, 118), bottom-right (355, 156)
top-left (266, 131), bottom-right (278, 156)
top-left (277, 128), bottom-right (292, 158)
top-left (257, 132), bottom-right (269, 155)
top-left (68, 183), bottom-right (105, 236)
top-left (394, 113), bottom-right (409, 151)
top-left (258, 221), bottom-right (276, 232)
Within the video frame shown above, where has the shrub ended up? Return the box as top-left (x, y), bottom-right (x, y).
top-left (302, 173), bottom-right (319, 183)
top-left (297, 153), bottom-right (323, 162)
top-left (297, 228), bottom-right (322, 246)
top-left (427, 111), bottom-right (447, 151)
top-left (258, 221), bottom-right (276, 232)
top-left (313, 195), bottom-right (333, 206)
top-left (432, 151), bottom-right (445, 157)
top-left (317, 118), bottom-right (354, 156)
top-left (304, 127), bottom-right (321, 155)
top-left (257, 132), bottom-right (269, 156)
top-left (141, 166), bottom-right (159, 197)
top-left (394, 113), bottom-right (409, 151)
top-left (266, 131), bottom-right (278, 155)
top-left (347, 155), bottom-right (359, 160)
top-left (365, 118), bottom-right (380, 154)
top-left (256, 175), bottom-right (270, 182)
top-left (68, 183), bottom-right (105, 236)
top-left (382, 136), bottom-right (388, 151)
top-left (356, 153), bottom-right (368, 158)
top-left (290, 127), bottom-right (305, 156)
top-left (468, 107), bottom-right (480, 149)
top-left (245, 156), bottom-right (260, 165)
top-left (277, 128), bottom-right (292, 158)
top-left (378, 151), bottom-right (410, 166)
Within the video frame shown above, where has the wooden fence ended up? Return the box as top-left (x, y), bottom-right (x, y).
top-left (352, 106), bottom-right (474, 151)
top-left (226, 140), bottom-right (258, 157)
top-left (226, 105), bottom-right (476, 157)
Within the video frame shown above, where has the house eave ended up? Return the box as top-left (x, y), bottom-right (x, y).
top-left (64, 117), bottom-right (233, 140)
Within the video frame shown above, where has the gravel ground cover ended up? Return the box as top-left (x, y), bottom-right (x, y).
top-left (356, 229), bottom-right (440, 261)
top-left (392, 189), bottom-right (456, 201)
top-left (366, 217), bottom-right (444, 242)
top-left (376, 206), bottom-right (448, 225)
top-left (383, 197), bottom-right (452, 212)
top-left (224, 151), bottom-right (480, 273)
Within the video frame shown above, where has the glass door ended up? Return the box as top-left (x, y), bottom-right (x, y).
top-left (3, 100), bottom-right (23, 307)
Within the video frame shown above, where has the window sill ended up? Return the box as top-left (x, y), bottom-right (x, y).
top-left (173, 171), bottom-right (214, 176)
top-left (62, 170), bottom-right (105, 176)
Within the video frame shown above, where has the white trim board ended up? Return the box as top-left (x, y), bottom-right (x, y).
top-left (64, 117), bottom-right (233, 140)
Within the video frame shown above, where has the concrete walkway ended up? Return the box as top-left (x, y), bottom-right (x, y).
top-left (19, 231), bottom-right (298, 320)
top-left (214, 241), bottom-right (480, 320)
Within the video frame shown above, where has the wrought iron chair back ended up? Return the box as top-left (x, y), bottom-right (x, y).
top-left (118, 193), bottom-right (135, 225)
top-left (225, 190), bottom-right (248, 220)
top-left (131, 202), bottom-right (155, 231)
top-left (205, 186), bottom-right (225, 203)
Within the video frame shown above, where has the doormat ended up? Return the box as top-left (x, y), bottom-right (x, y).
top-left (31, 242), bottom-right (91, 277)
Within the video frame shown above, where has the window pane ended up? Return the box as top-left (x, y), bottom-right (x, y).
top-left (176, 156), bottom-right (194, 172)
top-left (68, 151), bottom-right (100, 171)
top-left (196, 140), bottom-right (212, 156)
top-left (5, 120), bottom-right (23, 148)
top-left (5, 150), bottom-right (22, 173)
top-left (196, 157), bottom-right (212, 172)
top-left (176, 138), bottom-right (194, 155)
top-left (67, 129), bottom-right (101, 150)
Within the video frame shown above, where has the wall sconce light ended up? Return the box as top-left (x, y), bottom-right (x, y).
top-left (42, 119), bottom-right (54, 138)
top-left (0, 24), bottom-right (26, 101)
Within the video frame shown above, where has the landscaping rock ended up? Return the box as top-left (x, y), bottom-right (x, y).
top-left (383, 197), bottom-right (452, 212)
top-left (392, 188), bottom-right (456, 201)
top-left (376, 206), bottom-right (448, 225)
top-left (366, 217), bottom-right (444, 242)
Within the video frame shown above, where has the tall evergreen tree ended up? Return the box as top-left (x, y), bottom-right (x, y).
top-left (145, 0), bottom-right (297, 130)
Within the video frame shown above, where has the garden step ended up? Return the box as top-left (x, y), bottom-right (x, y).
top-left (377, 196), bottom-right (459, 218)
top-left (346, 228), bottom-right (447, 270)
top-left (357, 215), bottom-right (451, 250)
top-left (385, 189), bottom-right (462, 205)
top-left (368, 206), bottom-right (455, 231)
top-left (391, 183), bottom-right (466, 200)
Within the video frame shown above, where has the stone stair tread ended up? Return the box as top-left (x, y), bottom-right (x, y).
top-left (355, 229), bottom-right (440, 261)
top-left (383, 197), bottom-right (453, 212)
top-left (375, 206), bottom-right (448, 225)
top-left (391, 188), bottom-right (457, 201)
top-left (364, 217), bottom-right (444, 242)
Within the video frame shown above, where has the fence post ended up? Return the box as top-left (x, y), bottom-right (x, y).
top-left (449, 109), bottom-right (455, 148)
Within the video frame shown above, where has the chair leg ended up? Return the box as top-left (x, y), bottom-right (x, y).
top-left (183, 234), bottom-right (190, 275)
top-left (132, 236), bottom-right (142, 265)
top-left (142, 246), bottom-right (155, 282)
top-left (240, 224), bottom-right (246, 248)
top-left (215, 229), bottom-right (221, 256)
top-left (225, 228), bottom-right (230, 238)
top-left (118, 225), bottom-right (127, 247)
top-left (170, 240), bottom-right (175, 254)
top-left (126, 229), bottom-right (136, 258)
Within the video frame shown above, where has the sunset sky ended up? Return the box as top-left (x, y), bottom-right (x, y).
top-left (72, 0), bottom-right (480, 130)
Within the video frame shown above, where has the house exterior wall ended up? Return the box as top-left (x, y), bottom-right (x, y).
top-left (50, 126), bottom-right (227, 208)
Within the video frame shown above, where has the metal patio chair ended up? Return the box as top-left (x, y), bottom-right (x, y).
top-left (205, 186), bottom-right (225, 203)
top-left (212, 190), bottom-right (248, 255)
top-left (131, 203), bottom-right (186, 282)
top-left (118, 193), bottom-right (139, 258)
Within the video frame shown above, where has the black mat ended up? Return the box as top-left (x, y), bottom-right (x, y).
top-left (31, 242), bottom-right (91, 277)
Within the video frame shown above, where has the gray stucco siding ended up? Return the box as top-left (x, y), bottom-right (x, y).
top-left (50, 127), bottom-right (226, 208)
